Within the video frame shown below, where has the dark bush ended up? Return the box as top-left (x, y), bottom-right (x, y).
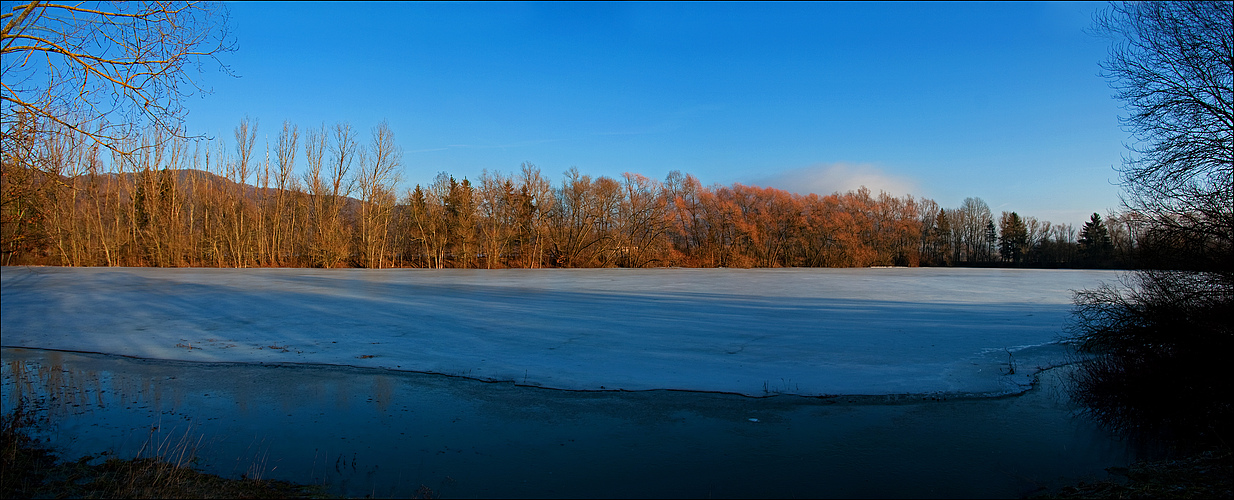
top-left (1067, 270), bottom-right (1233, 448)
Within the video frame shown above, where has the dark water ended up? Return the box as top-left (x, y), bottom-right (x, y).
top-left (2, 347), bottom-right (1137, 498)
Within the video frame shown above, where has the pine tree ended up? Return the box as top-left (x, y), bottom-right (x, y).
top-left (984, 220), bottom-right (997, 262)
top-left (1079, 212), bottom-right (1113, 262)
top-left (933, 210), bottom-right (953, 265)
top-left (999, 211), bottom-right (1029, 263)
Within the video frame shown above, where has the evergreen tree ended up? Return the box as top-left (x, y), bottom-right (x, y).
top-left (984, 220), bottom-right (997, 262)
top-left (998, 211), bottom-right (1029, 263)
top-left (446, 177), bottom-right (477, 268)
top-left (933, 210), bottom-right (953, 265)
top-left (1079, 212), bottom-right (1113, 262)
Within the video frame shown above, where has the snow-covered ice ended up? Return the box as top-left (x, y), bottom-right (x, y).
top-left (0, 266), bottom-right (1121, 396)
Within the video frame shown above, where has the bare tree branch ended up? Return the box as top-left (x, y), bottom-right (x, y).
top-left (1095, 0), bottom-right (1233, 271)
top-left (1, 1), bottom-right (235, 156)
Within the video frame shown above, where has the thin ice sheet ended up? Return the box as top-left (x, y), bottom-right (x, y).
top-left (0, 266), bottom-right (1121, 396)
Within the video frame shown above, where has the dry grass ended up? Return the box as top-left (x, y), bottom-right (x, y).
top-left (1043, 450), bottom-right (1231, 499)
top-left (1, 401), bottom-right (336, 499)
top-left (1, 399), bottom-right (445, 498)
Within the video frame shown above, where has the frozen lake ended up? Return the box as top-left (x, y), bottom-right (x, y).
top-left (1, 266), bottom-right (1122, 396)
top-left (1, 267), bottom-right (1138, 497)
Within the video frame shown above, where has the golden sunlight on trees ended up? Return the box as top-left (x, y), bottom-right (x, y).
top-left (1, 1), bottom-right (233, 150)
top-left (0, 0), bottom-right (1131, 272)
top-left (355, 121), bottom-right (401, 269)
top-left (4, 115), bottom-right (1129, 269)
top-left (2, 1), bottom-right (233, 262)
top-left (475, 169), bottom-right (518, 269)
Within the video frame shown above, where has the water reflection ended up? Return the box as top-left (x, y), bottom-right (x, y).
top-left (3, 347), bottom-right (1139, 498)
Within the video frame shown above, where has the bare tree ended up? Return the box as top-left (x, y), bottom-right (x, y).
top-left (517, 162), bottom-right (553, 268)
top-left (617, 172), bottom-right (670, 267)
top-left (422, 172), bottom-right (453, 268)
top-left (1068, 0), bottom-right (1233, 447)
top-left (664, 170), bottom-right (704, 264)
top-left (220, 117), bottom-right (256, 267)
top-left (355, 120), bottom-right (401, 268)
top-left (550, 167), bottom-right (618, 267)
top-left (0, 110), bottom-right (47, 262)
top-left (2, 1), bottom-right (234, 152)
top-left (955, 197), bottom-right (993, 263)
top-left (270, 120), bottom-right (298, 265)
top-left (1095, 1), bottom-right (1232, 270)
top-left (311, 122), bottom-right (356, 267)
top-left (302, 124), bottom-right (337, 267)
top-left (477, 169), bottom-right (517, 268)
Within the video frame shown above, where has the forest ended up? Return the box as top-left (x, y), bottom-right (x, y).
top-left (1, 116), bottom-right (1136, 270)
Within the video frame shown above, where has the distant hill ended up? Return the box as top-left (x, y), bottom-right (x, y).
top-left (68, 168), bottom-right (366, 213)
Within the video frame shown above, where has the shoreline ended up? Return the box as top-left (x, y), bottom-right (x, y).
top-left (3, 344), bottom-right (1070, 402)
top-left (3, 346), bottom-right (1137, 498)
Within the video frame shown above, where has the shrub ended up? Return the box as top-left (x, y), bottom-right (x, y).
top-left (1067, 270), bottom-right (1233, 448)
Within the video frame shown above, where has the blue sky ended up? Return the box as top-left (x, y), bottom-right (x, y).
top-left (186, 1), bottom-right (1129, 227)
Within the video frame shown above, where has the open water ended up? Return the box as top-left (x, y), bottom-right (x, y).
top-left (4, 346), bottom-right (1136, 498)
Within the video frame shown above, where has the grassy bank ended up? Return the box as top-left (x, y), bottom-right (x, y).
top-left (1043, 450), bottom-right (1231, 499)
top-left (0, 402), bottom-right (391, 499)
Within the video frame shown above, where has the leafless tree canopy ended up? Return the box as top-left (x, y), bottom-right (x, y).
top-left (0, 3), bottom-right (1142, 268)
top-left (1, 1), bottom-right (234, 152)
top-left (1, 114), bottom-right (1114, 269)
top-left (1095, 1), bottom-right (1233, 265)
top-left (1065, 1), bottom-right (1234, 447)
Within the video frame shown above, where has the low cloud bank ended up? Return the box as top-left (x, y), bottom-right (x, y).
top-left (751, 163), bottom-right (920, 198)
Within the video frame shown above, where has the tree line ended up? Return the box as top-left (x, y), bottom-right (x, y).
top-left (0, 1), bottom-right (1135, 272)
top-left (2, 116), bottom-right (1135, 269)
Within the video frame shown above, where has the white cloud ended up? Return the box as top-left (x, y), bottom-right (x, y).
top-left (750, 163), bottom-right (920, 198)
